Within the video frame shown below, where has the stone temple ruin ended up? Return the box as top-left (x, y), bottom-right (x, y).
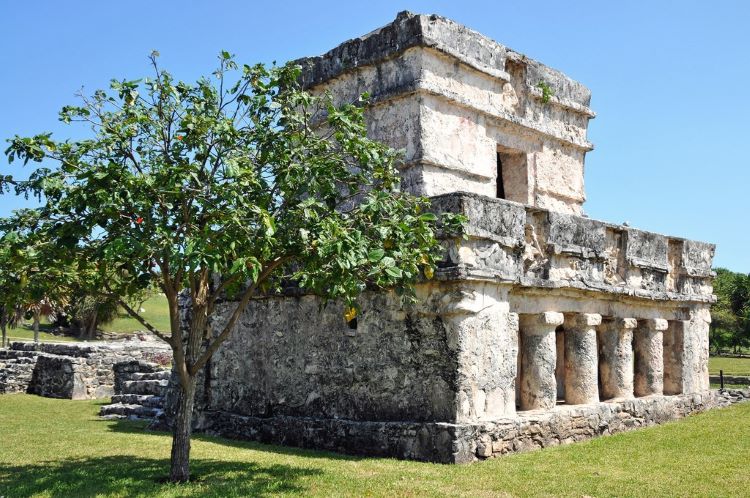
top-left (168, 12), bottom-right (745, 462)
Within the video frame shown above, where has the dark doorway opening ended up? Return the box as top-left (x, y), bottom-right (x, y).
top-left (496, 151), bottom-right (506, 199)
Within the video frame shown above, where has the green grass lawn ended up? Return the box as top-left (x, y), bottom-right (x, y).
top-left (4, 328), bottom-right (79, 343)
top-left (1, 395), bottom-right (749, 497)
top-left (101, 294), bottom-right (171, 335)
top-left (709, 356), bottom-right (750, 376)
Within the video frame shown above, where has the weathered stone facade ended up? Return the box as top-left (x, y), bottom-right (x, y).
top-left (297, 11), bottom-right (594, 215)
top-left (166, 12), bottom-right (728, 462)
top-left (0, 339), bottom-right (171, 399)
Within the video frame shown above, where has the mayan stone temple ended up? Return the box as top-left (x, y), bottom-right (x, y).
top-left (176, 12), bottom-right (722, 462)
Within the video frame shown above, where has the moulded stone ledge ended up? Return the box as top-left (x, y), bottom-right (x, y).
top-left (430, 192), bottom-right (716, 302)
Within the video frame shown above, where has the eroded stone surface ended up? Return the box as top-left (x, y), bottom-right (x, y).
top-left (296, 11), bottom-right (594, 214)
top-left (634, 319), bottom-right (668, 397)
top-left (563, 313), bottom-right (601, 405)
top-left (518, 312), bottom-right (563, 410)
top-left (598, 318), bottom-right (636, 399)
top-left (184, 390), bottom-right (749, 463)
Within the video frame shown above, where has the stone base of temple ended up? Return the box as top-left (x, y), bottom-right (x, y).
top-left (188, 390), bottom-right (749, 464)
top-left (461, 389), bottom-right (749, 462)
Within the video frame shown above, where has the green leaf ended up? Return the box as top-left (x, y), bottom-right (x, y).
top-left (385, 267), bottom-right (402, 278)
top-left (367, 248), bottom-right (384, 262)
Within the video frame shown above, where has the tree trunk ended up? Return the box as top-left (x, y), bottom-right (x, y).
top-left (33, 311), bottom-right (40, 344)
top-left (1, 320), bottom-right (6, 348)
top-left (170, 374), bottom-right (197, 483)
top-left (87, 308), bottom-right (99, 340)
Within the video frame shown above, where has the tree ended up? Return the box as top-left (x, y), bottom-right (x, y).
top-left (0, 209), bottom-right (82, 343)
top-left (3, 52), bottom-right (462, 482)
top-left (711, 268), bottom-right (750, 354)
top-left (0, 240), bottom-right (23, 348)
top-left (64, 291), bottom-right (120, 340)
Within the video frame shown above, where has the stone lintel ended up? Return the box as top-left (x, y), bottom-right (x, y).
top-left (430, 192), bottom-right (716, 304)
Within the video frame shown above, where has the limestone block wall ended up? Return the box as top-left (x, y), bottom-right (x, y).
top-left (461, 389), bottom-right (750, 462)
top-left (0, 339), bottom-right (172, 399)
top-left (191, 280), bottom-right (517, 426)
top-left (296, 12), bottom-right (595, 214)
top-left (0, 349), bottom-right (36, 394)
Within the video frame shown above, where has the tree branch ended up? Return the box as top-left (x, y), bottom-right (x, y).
top-left (189, 256), bottom-right (289, 375)
top-left (116, 297), bottom-right (173, 345)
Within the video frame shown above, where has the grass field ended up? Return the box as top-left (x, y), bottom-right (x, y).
top-left (3, 328), bottom-right (79, 343)
top-left (100, 294), bottom-right (172, 335)
top-left (0, 395), bottom-right (749, 497)
top-left (709, 356), bottom-right (750, 376)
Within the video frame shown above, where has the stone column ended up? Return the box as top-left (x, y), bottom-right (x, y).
top-left (681, 307), bottom-right (710, 393)
top-left (598, 318), bottom-right (636, 399)
top-left (634, 318), bottom-right (668, 397)
top-left (440, 282), bottom-right (518, 422)
top-left (564, 313), bottom-right (601, 405)
top-left (518, 312), bottom-right (564, 410)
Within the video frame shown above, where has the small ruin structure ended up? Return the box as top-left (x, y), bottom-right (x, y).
top-left (172, 12), bottom-right (734, 462)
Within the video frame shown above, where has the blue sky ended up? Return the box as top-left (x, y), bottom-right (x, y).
top-left (1, 1), bottom-right (748, 272)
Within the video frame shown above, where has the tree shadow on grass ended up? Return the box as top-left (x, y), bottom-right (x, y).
top-left (103, 418), bottom-right (367, 463)
top-left (0, 455), bottom-right (322, 497)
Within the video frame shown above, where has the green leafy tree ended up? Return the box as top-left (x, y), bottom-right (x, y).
top-left (0, 216), bottom-right (74, 344)
top-left (711, 268), bottom-right (750, 354)
top-left (0, 240), bottom-right (23, 347)
top-left (3, 52), bottom-right (462, 482)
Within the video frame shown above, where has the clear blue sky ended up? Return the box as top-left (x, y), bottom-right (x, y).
top-left (1, 1), bottom-right (748, 272)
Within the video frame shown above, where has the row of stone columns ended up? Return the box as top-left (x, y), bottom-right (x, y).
top-left (518, 313), bottom-right (674, 411)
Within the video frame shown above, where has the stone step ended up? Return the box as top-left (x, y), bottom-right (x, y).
top-left (99, 402), bottom-right (163, 419)
top-left (128, 371), bottom-right (171, 381)
top-left (121, 379), bottom-right (168, 396)
top-left (111, 394), bottom-right (164, 408)
top-left (100, 413), bottom-right (127, 420)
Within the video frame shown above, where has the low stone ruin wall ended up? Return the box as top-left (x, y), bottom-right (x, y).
top-left (0, 339), bottom-right (172, 399)
top-left (0, 349), bottom-right (37, 394)
top-left (196, 389), bottom-right (749, 463)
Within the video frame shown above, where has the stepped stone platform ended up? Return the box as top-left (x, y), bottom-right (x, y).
top-left (100, 360), bottom-right (169, 420)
